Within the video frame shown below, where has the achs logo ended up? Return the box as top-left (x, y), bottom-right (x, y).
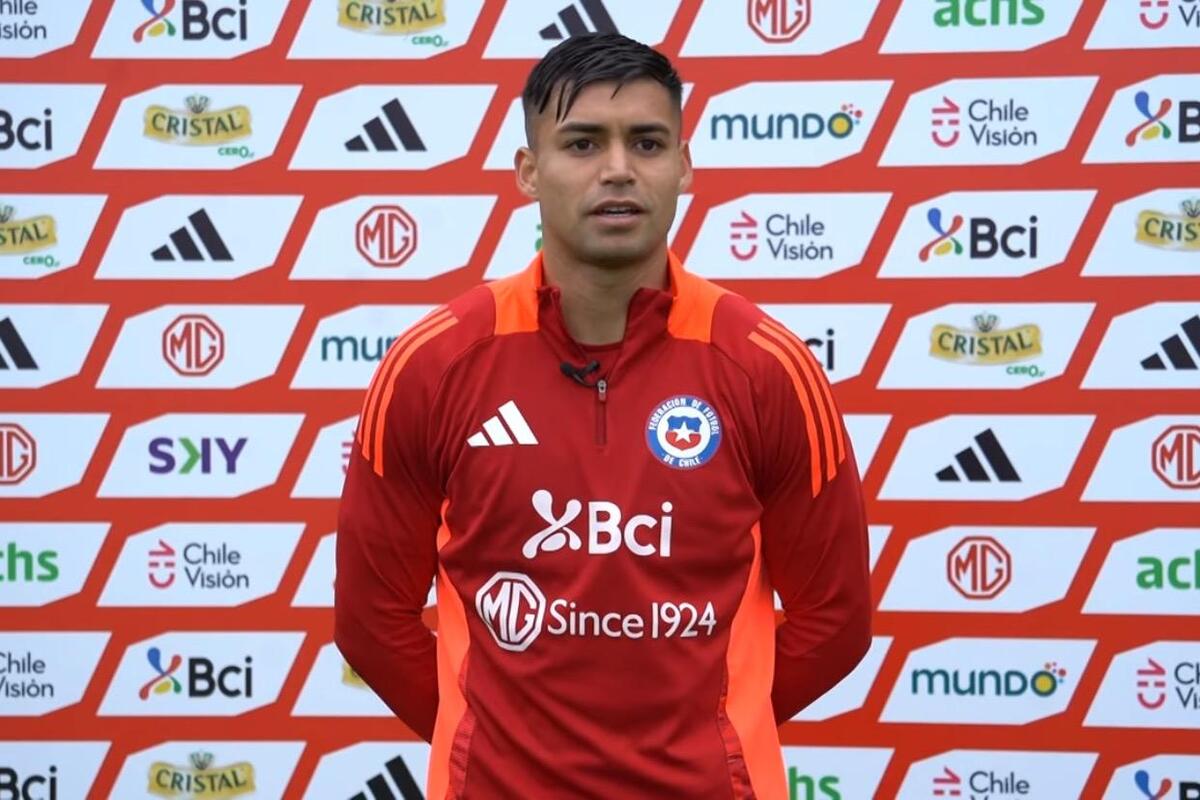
top-left (476, 571), bottom-right (546, 652)
top-left (151, 208), bottom-right (233, 263)
top-left (0, 318), bottom-right (37, 371)
top-left (1138, 198), bottom-right (1200, 251)
top-left (148, 436), bottom-right (246, 475)
top-left (357, 205), bottom-right (417, 267)
top-left (0, 204), bottom-right (57, 263)
top-left (162, 314), bottom-right (224, 376)
top-left (339, 0), bottom-right (446, 35)
top-left (936, 428), bottom-right (1020, 483)
top-left (139, 647), bottom-right (183, 699)
top-left (933, 0), bottom-right (1046, 27)
top-left (1136, 657), bottom-right (1168, 709)
top-left (646, 395), bottom-right (722, 470)
top-left (0, 423), bottom-right (36, 485)
top-left (947, 536), bottom-right (1012, 599)
top-left (911, 661), bottom-right (1068, 697)
top-left (143, 94), bottom-right (252, 155)
top-left (539, 0), bottom-right (617, 40)
top-left (345, 99), bottom-right (426, 152)
top-left (930, 313), bottom-right (1043, 372)
top-left (133, 0), bottom-right (249, 43)
top-left (748, 0), bottom-right (811, 43)
top-left (148, 539), bottom-right (177, 588)
top-left (148, 751), bottom-right (255, 798)
top-left (710, 103), bottom-right (864, 142)
top-left (1152, 424), bottom-right (1200, 489)
top-left (1141, 314), bottom-right (1200, 371)
top-left (522, 490), bottom-right (674, 559)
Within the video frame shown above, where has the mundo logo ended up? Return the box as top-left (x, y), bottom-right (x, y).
top-left (880, 637), bottom-right (1095, 724)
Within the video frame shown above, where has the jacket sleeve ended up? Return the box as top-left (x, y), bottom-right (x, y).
top-left (335, 338), bottom-right (444, 741)
top-left (749, 323), bottom-right (872, 723)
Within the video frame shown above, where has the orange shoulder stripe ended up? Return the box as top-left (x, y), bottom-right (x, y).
top-left (747, 330), bottom-right (823, 498)
top-left (760, 319), bottom-right (846, 468)
top-left (488, 258), bottom-right (540, 335)
top-left (358, 307), bottom-right (452, 452)
top-left (667, 252), bottom-right (727, 343)
top-left (357, 308), bottom-right (456, 474)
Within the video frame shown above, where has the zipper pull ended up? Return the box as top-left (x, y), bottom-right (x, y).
top-left (597, 378), bottom-right (608, 403)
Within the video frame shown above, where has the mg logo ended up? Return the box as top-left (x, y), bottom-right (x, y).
top-left (475, 572), bottom-right (545, 653)
top-left (356, 205), bottom-right (417, 268)
top-left (0, 423), bottom-right (36, 484)
top-left (162, 314), bottom-right (225, 376)
top-left (1153, 425), bottom-right (1200, 489)
top-left (748, 0), bottom-right (811, 43)
top-left (947, 535), bottom-right (1012, 599)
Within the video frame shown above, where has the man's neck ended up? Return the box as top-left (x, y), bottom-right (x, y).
top-left (540, 242), bottom-right (670, 345)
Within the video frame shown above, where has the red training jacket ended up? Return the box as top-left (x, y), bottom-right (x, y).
top-left (336, 250), bottom-right (872, 800)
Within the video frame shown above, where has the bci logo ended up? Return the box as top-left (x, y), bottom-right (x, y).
top-left (139, 646), bottom-right (253, 700)
top-left (522, 489), bottom-right (674, 559)
top-left (148, 436), bottom-right (246, 474)
top-left (1134, 769), bottom-right (1200, 800)
top-left (162, 314), bottom-right (224, 376)
top-left (0, 108), bottom-right (53, 153)
top-left (134, 0), bottom-right (249, 43)
top-left (0, 766), bottom-right (58, 800)
top-left (919, 208), bottom-right (1039, 261)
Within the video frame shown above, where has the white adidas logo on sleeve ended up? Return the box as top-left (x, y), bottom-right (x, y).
top-left (467, 400), bottom-right (538, 447)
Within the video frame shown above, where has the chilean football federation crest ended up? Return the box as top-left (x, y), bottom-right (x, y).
top-left (646, 396), bottom-right (723, 470)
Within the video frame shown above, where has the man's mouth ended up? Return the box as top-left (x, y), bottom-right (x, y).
top-left (591, 202), bottom-right (645, 218)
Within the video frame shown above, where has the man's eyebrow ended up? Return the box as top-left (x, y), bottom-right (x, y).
top-left (553, 121), bottom-right (673, 137)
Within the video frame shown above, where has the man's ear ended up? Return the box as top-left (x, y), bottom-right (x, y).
top-left (515, 146), bottom-right (538, 199)
top-left (678, 139), bottom-right (693, 193)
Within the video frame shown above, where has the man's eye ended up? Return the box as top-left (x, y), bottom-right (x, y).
top-left (567, 139), bottom-right (595, 152)
top-left (635, 139), bottom-right (664, 152)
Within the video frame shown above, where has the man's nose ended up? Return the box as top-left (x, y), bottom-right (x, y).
top-left (599, 145), bottom-right (635, 184)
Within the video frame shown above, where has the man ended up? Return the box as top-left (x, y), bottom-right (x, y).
top-left (336, 33), bottom-right (871, 800)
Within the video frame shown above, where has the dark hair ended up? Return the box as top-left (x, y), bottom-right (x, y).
top-left (521, 33), bottom-right (683, 145)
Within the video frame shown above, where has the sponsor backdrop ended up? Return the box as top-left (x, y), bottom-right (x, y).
top-left (2, 0), bottom-right (1198, 797)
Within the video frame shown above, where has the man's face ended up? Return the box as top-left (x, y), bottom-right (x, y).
top-left (517, 79), bottom-right (692, 269)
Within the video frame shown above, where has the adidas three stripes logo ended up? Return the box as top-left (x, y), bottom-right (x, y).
top-left (349, 754), bottom-right (424, 800)
top-left (468, 401), bottom-right (538, 447)
top-left (151, 209), bottom-right (233, 262)
top-left (1141, 314), bottom-right (1200, 370)
top-left (539, 0), bottom-right (617, 40)
top-left (936, 428), bottom-right (1021, 483)
top-left (346, 99), bottom-right (427, 153)
top-left (0, 318), bottom-right (37, 371)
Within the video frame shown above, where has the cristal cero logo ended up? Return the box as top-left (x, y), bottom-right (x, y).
top-left (522, 490), bottom-right (674, 559)
top-left (475, 571), bottom-right (545, 653)
top-left (356, 205), bottom-right (417, 268)
top-left (1152, 425), bottom-right (1200, 489)
top-left (0, 423), bottom-right (36, 485)
top-left (645, 395), bottom-right (722, 470)
top-left (747, 0), bottom-right (811, 43)
top-left (162, 314), bottom-right (224, 376)
top-left (947, 535), bottom-right (1012, 599)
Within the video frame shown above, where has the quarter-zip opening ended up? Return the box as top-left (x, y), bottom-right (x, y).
top-left (595, 378), bottom-right (608, 445)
